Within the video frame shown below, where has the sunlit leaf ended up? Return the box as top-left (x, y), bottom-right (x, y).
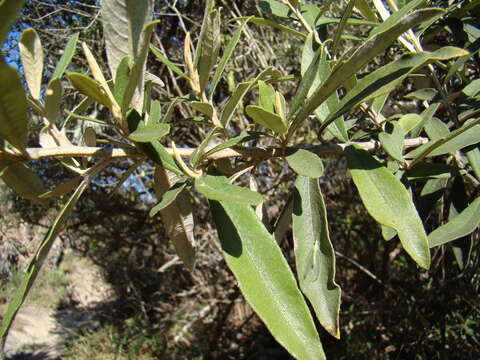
top-left (293, 176), bottom-right (341, 338)
top-left (346, 146), bottom-right (430, 269)
top-left (245, 105), bottom-right (287, 134)
top-left (210, 199), bottom-right (326, 360)
top-left (52, 32), bottom-right (79, 79)
top-left (285, 149), bottom-right (324, 178)
top-left (66, 72), bottom-right (112, 109)
top-left (195, 174), bottom-right (263, 205)
top-left (379, 121), bottom-right (404, 162)
top-left (129, 123), bottom-right (170, 142)
top-left (44, 78), bottom-right (63, 123)
top-left (19, 28), bottom-right (43, 100)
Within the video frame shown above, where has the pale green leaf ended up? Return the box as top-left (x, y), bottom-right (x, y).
top-left (346, 146), bottom-right (430, 269)
top-left (19, 28), bottom-right (43, 99)
top-left (235, 17), bottom-right (306, 38)
top-left (285, 149), bottom-right (324, 178)
top-left (195, 174), bottom-right (263, 205)
top-left (220, 81), bottom-right (252, 127)
top-left (113, 55), bottom-right (131, 107)
top-left (153, 168), bottom-right (195, 270)
top-left (150, 45), bottom-right (190, 81)
top-left (150, 177), bottom-right (188, 217)
top-left (52, 32), bottom-right (79, 80)
top-left (379, 121), bottom-right (404, 162)
top-left (44, 78), bottom-right (63, 123)
top-left (429, 197), bottom-right (480, 247)
top-left (203, 131), bottom-right (264, 158)
top-left (398, 114), bottom-right (423, 135)
top-left (198, 9), bottom-right (221, 92)
top-left (128, 123), bottom-right (170, 142)
top-left (245, 105), bottom-right (287, 134)
top-left (210, 199), bottom-right (326, 360)
top-left (293, 176), bottom-right (341, 338)
top-left (259, 80), bottom-right (276, 113)
top-left (66, 72), bottom-right (113, 109)
top-left (405, 88), bottom-right (438, 101)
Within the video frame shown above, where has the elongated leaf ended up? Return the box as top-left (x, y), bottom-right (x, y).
top-left (122, 20), bottom-right (159, 113)
top-left (220, 81), bottom-right (252, 127)
top-left (150, 177), bottom-right (188, 217)
top-left (66, 72), bottom-right (112, 109)
top-left (153, 167), bottom-right (195, 270)
top-left (0, 60), bottom-right (29, 151)
top-left (398, 113), bottom-right (423, 134)
top-left (203, 131), bottom-right (264, 158)
top-left (379, 121), bottom-right (404, 162)
top-left (150, 45), bottom-right (189, 80)
top-left (424, 116), bottom-right (451, 141)
top-left (466, 147), bottom-right (480, 180)
top-left (129, 123), bottom-right (170, 142)
top-left (331, 0), bottom-right (356, 56)
top-left (188, 101), bottom-right (216, 120)
top-left (44, 78), bottom-right (63, 123)
top-left (285, 149), bottom-right (324, 178)
top-left (429, 196), bottom-right (480, 247)
top-left (370, 0), bottom-right (425, 37)
top-left (290, 8), bottom-right (444, 133)
top-left (346, 146), bottom-right (430, 269)
top-left (259, 80), bottom-right (276, 113)
top-left (237, 17), bottom-right (306, 38)
top-left (113, 55), bottom-right (131, 107)
top-left (210, 199), bottom-right (325, 360)
top-left (0, 159), bottom-right (109, 353)
top-left (259, 0), bottom-right (292, 18)
top-left (321, 47), bottom-right (467, 132)
top-left (198, 9), bottom-right (221, 92)
top-left (0, 0), bottom-right (24, 46)
top-left (101, 0), bottom-right (153, 77)
top-left (246, 105), bottom-right (287, 134)
top-left (209, 20), bottom-right (247, 98)
top-left (405, 88), bottom-right (438, 101)
top-left (293, 176), bottom-right (341, 338)
top-left (38, 176), bottom-right (82, 199)
top-left (19, 28), bottom-right (43, 99)
top-left (273, 196), bottom-right (293, 243)
top-left (195, 174), bottom-right (263, 205)
top-left (127, 109), bottom-right (181, 174)
top-left (0, 163), bottom-right (47, 205)
top-left (52, 32), bottom-right (79, 79)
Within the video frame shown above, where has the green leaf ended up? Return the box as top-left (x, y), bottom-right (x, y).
top-left (466, 147), bottom-right (480, 180)
top-left (405, 88), bottom-right (438, 101)
top-left (379, 121), bottom-right (404, 162)
top-left (220, 81), bottom-right (252, 127)
top-left (150, 45), bottom-right (190, 81)
top-left (153, 168), bottom-right (195, 270)
top-left (285, 149), bottom-right (324, 178)
top-left (44, 78), bottom-right (63, 123)
top-left (405, 162), bottom-right (458, 180)
top-left (290, 8), bottom-right (445, 134)
top-left (0, 163), bottom-right (48, 205)
top-left (126, 109), bottom-right (182, 174)
top-left (198, 9), bottom-right (221, 92)
top-left (293, 176), bottom-right (341, 339)
top-left (0, 0), bottom-right (24, 46)
top-left (210, 199), bottom-right (326, 360)
top-left (398, 113), bottom-right (423, 135)
top-left (258, 80), bottom-right (276, 113)
top-left (235, 17), bottom-right (306, 38)
top-left (148, 100), bottom-right (162, 124)
top-left (52, 32), bottom-right (79, 80)
top-left (203, 131), bottom-right (264, 158)
top-left (346, 146), bottom-right (430, 269)
top-left (113, 55), bottom-right (131, 107)
top-left (121, 20), bottom-right (159, 112)
top-left (331, 0), bottom-right (356, 56)
top-left (101, 0), bottom-right (153, 79)
top-left (370, 0), bottom-right (426, 37)
top-left (0, 60), bottom-right (29, 151)
top-left (259, 0), bottom-right (292, 18)
top-left (195, 174), bottom-right (263, 205)
top-left (149, 177), bottom-right (188, 217)
top-left (187, 101), bottom-right (216, 120)
top-left (321, 48), bottom-right (466, 134)
top-left (245, 105), bottom-right (287, 134)
top-left (128, 123), bottom-right (170, 142)
top-left (411, 103), bottom-right (441, 138)
top-left (66, 72), bottom-right (113, 109)
top-left (19, 28), bottom-right (43, 100)
top-left (0, 159), bottom-right (108, 353)
top-left (38, 176), bottom-right (82, 199)
top-left (209, 20), bottom-right (248, 99)
top-left (429, 196), bottom-right (480, 248)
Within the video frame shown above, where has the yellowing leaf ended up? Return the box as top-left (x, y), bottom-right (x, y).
top-left (19, 28), bottom-right (43, 99)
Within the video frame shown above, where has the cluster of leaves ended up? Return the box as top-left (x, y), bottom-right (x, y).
top-left (1, 0), bottom-right (479, 358)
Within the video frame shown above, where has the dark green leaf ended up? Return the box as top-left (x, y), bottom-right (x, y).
top-left (0, 0), bottom-right (24, 46)
top-left (210, 199), bottom-right (325, 360)
top-left (293, 176), bottom-right (341, 338)
top-left (0, 60), bottom-right (29, 151)
top-left (1, 163), bottom-right (48, 205)
top-left (195, 174), bottom-right (263, 205)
